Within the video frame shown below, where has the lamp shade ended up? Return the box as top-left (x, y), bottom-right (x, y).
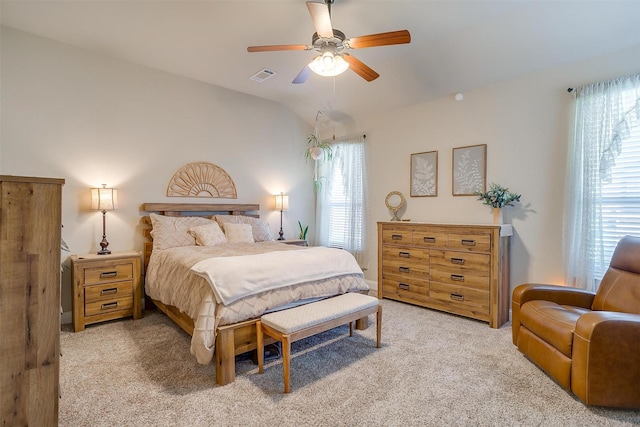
top-left (91, 185), bottom-right (118, 211)
top-left (308, 52), bottom-right (349, 77)
top-left (274, 193), bottom-right (289, 211)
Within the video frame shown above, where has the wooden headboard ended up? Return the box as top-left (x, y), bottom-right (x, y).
top-left (140, 202), bottom-right (260, 272)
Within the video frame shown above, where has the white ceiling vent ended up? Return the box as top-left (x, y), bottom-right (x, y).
top-left (250, 68), bottom-right (276, 82)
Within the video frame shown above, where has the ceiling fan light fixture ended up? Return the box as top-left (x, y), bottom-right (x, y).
top-left (308, 52), bottom-right (349, 77)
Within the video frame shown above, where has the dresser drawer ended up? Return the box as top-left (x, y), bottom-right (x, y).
top-left (84, 281), bottom-right (133, 303)
top-left (382, 229), bottom-right (412, 245)
top-left (429, 267), bottom-right (489, 290)
top-left (412, 230), bottom-right (447, 247)
top-left (84, 263), bottom-right (133, 285)
top-left (446, 233), bottom-right (491, 253)
top-left (382, 277), bottom-right (429, 303)
top-left (85, 295), bottom-right (133, 317)
top-left (429, 281), bottom-right (489, 315)
top-left (430, 250), bottom-right (490, 272)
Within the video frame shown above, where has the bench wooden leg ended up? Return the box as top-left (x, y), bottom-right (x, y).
top-left (282, 335), bottom-right (291, 393)
top-left (257, 320), bottom-right (264, 374)
top-left (376, 305), bottom-right (382, 348)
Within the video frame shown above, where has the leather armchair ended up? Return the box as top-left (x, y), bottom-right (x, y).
top-left (512, 235), bottom-right (640, 408)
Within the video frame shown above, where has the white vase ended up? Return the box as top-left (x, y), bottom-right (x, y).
top-left (492, 208), bottom-right (503, 224)
top-left (309, 147), bottom-right (323, 161)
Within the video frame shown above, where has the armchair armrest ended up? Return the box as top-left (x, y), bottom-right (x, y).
top-left (512, 283), bottom-right (596, 308)
top-left (511, 283), bottom-right (596, 345)
top-left (572, 311), bottom-right (640, 408)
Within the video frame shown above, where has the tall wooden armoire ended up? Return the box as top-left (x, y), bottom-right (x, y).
top-left (0, 175), bottom-right (64, 426)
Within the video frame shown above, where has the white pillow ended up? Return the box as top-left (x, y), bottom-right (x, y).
top-left (189, 222), bottom-right (227, 247)
top-left (213, 215), bottom-right (273, 242)
top-left (223, 223), bottom-right (254, 243)
top-left (149, 213), bottom-right (213, 251)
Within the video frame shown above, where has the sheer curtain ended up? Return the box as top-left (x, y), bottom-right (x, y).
top-left (563, 74), bottom-right (640, 291)
top-left (315, 135), bottom-right (369, 269)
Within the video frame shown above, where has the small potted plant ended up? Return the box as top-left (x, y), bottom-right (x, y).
top-left (476, 183), bottom-right (521, 224)
top-left (298, 221), bottom-right (308, 240)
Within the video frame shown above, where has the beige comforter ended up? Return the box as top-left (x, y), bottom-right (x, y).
top-left (145, 242), bottom-right (370, 364)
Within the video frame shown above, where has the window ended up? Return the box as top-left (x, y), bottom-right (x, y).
top-left (598, 112), bottom-right (640, 277)
top-left (564, 74), bottom-right (640, 290)
top-left (315, 136), bottom-right (368, 269)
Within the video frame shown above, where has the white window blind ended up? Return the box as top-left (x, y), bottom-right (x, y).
top-left (598, 113), bottom-right (640, 277)
top-left (315, 136), bottom-right (368, 269)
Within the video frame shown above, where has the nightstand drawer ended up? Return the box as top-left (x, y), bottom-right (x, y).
top-left (84, 263), bottom-right (133, 285)
top-left (85, 295), bottom-right (133, 317)
top-left (85, 281), bottom-right (133, 303)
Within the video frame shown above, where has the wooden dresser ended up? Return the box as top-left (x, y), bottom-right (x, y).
top-left (71, 251), bottom-right (142, 332)
top-left (378, 222), bottom-right (512, 328)
top-left (0, 175), bottom-right (64, 426)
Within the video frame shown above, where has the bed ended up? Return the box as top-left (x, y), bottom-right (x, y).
top-left (140, 202), bottom-right (371, 385)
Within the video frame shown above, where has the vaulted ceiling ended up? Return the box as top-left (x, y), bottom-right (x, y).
top-left (2, 1), bottom-right (639, 125)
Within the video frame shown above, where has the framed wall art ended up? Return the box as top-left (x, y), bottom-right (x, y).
top-left (410, 151), bottom-right (438, 197)
top-left (452, 144), bottom-right (486, 196)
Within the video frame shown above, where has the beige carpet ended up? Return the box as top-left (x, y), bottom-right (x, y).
top-left (60, 299), bottom-right (640, 426)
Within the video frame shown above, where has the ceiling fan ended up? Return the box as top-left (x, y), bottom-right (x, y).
top-left (247, 0), bottom-right (411, 84)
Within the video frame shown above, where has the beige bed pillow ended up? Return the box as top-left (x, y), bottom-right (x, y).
top-left (149, 213), bottom-right (213, 251)
top-left (189, 222), bottom-right (227, 247)
top-left (223, 223), bottom-right (255, 243)
top-left (213, 215), bottom-right (273, 242)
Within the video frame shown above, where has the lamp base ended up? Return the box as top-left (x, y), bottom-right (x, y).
top-left (98, 231), bottom-right (110, 255)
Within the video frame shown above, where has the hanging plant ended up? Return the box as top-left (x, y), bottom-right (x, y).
top-left (304, 133), bottom-right (333, 162)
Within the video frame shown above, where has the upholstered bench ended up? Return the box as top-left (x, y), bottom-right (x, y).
top-left (257, 292), bottom-right (382, 393)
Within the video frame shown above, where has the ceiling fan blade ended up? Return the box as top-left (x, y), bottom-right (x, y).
top-left (342, 54), bottom-right (379, 82)
top-left (306, 1), bottom-right (333, 39)
top-left (347, 30), bottom-right (411, 49)
top-left (292, 65), bottom-right (313, 84)
top-left (247, 44), bottom-right (309, 53)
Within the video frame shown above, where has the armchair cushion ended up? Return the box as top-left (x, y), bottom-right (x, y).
top-left (519, 301), bottom-right (590, 357)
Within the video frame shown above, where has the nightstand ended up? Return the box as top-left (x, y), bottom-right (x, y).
top-left (71, 251), bottom-right (142, 332)
top-left (278, 239), bottom-right (308, 246)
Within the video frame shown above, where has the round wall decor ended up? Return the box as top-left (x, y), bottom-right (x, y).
top-left (166, 162), bottom-right (237, 198)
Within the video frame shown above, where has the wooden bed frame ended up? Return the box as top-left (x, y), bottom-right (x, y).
top-left (141, 202), bottom-right (276, 386)
top-left (141, 202), bottom-right (368, 386)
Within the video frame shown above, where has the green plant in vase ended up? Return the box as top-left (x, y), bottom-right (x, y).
top-left (476, 183), bottom-right (521, 224)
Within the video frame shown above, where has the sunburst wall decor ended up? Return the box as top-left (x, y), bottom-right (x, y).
top-left (166, 162), bottom-right (237, 198)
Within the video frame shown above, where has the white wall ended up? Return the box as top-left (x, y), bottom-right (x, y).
top-left (359, 44), bottom-right (640, 292)
top-left (0, 26), bottom-right (315, 313)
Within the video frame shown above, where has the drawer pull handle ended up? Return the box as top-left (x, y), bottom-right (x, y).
top-left (100, 271), bottom-right (118, 279)
top-left (450, 257), bottom-right (465, 265)
top-left (398, 252), bottom-right (410, 258)
top-left (461, 239), bottom-right (476, 246)
top-left (423, 237), bottom-right (436, 243)
top-left (101, 302), bottom-right (118, 310)
top-left (450, 293), bottom-right (465, 301)
top-left (391, 234), bottom-right (403, 241)
top-left (399, 267), bottom-right (410, 273)
top-left (451, 274), bottom-right (465, 282)
top-left (101, 288), bottom-right (118, 296)
top-left (398, 283), bottom-right (410, 290)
